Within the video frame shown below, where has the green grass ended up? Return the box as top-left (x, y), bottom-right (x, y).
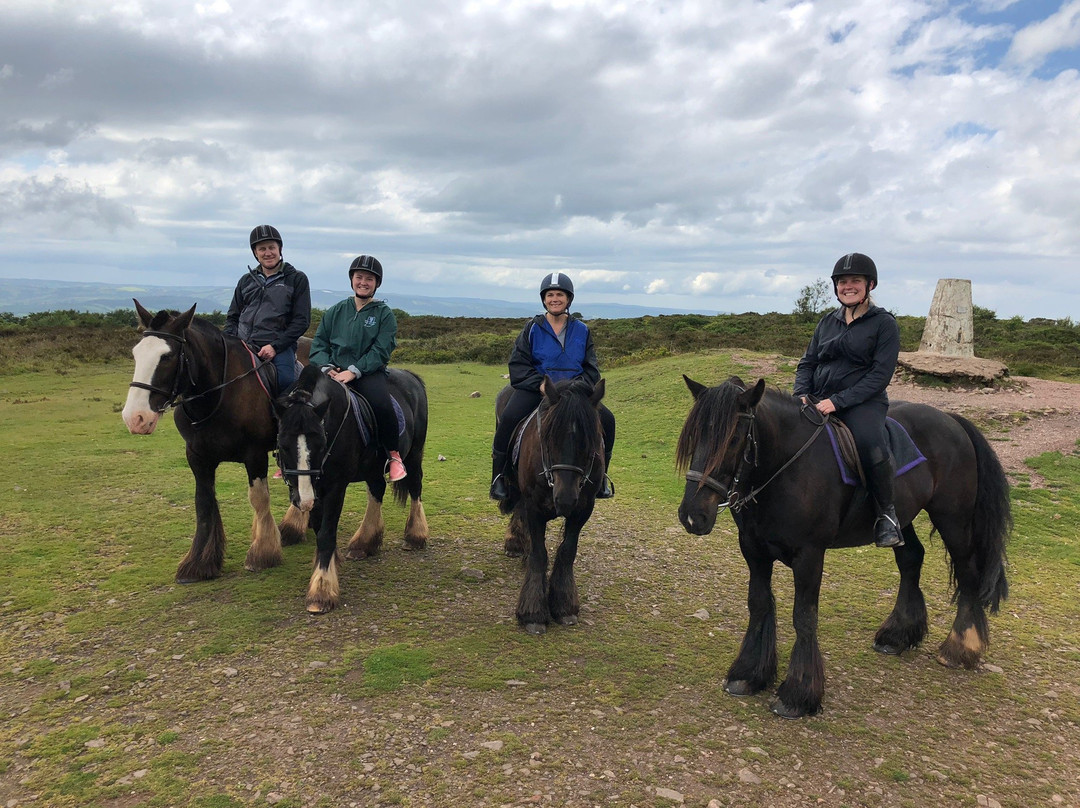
top-left (1, 355), bottom-right (1078, 806)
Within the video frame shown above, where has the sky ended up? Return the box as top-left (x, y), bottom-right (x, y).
top-left (1, 0), bottom-right (1078, 319)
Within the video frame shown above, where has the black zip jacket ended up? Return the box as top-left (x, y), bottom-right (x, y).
top-left (793, 304), bottom-right (900, 410)
top-left (223, 262), bottom-right (311, 353)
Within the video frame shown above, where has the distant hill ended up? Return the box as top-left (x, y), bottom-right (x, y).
top-left (0, 278), bottom-right (719, 320)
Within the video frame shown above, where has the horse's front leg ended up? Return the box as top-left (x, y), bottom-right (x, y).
top-left (874, 526), bottom-right (928, 655)
top-left (243, 455), bottom-right (283, 572)
top-left (772, 546), bottom-right (826, 719)
top-left (516, 507), bottom-right (551, 634)
top-left (176, 454), bottom-right (226, 583)
top-left (548, 507), bottom-right (591, 626)
top-left (725, 540), bottom-right (777, 697)
top-left (347, 488), bottom-right (385, 560)
top-left (307, 484), bottom-right (346, 614)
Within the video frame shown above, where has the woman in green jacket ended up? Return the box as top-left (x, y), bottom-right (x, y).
top-left (308, 255), bottom-right (406, 481)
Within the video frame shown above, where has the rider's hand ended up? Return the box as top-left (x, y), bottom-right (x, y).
top-left (815, 398), bottom-right (837, 415)
top-left (258, 344), bottom-right (277, 360)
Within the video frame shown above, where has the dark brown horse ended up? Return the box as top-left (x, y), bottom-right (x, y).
top-left (497, 376), bottom-right (606, 635)
top-left (122, 301), bottom-right (307, 582)
top-left (676, 376), bottom-right (1011, 718)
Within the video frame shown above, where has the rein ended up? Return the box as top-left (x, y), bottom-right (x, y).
top-left (687, 399), bottom-right (828, 514)
top-left (278, 385), bottom-right (354, 482)
top-left (129, 328), bottom-right (269, 427)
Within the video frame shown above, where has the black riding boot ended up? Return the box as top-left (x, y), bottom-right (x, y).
top-left (597, 450), bottom-right (614, 499)
top-left (868, 457), bottom-right (904, 548)
top-left (490, 450), bottom-right (509, 501)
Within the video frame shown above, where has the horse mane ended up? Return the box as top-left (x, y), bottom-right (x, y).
top-left (539, 379), bottom-right (602, 455)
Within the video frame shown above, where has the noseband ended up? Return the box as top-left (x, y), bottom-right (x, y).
top-left (129, 328), bottom-right (266, 426)
top-left (535, 406), bottom-right (599, 490)
top-left (277, 392), bottom-right (353, 485)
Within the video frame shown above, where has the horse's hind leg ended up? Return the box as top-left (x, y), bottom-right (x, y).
top-left (937, 531), bottom-right (990, 669)
top-left (347, 490), bottom-right (385, 560)
top-left (403, 496), bottom-right (429, 550)
top-left (278, 503), bottom-right (310, 546)
top-left (244, 475), bottom-right (284, 572)
top-left (874, 526), bottom-right (929, 655)
top-left (176, 461), bottom-right (226, 583)
top-left (548, 512), bottom-right (587, 626)
top-left (771, 547), bottom-right (826, 719)
top-left (516, 509), bottom-right (551, 634)
top-left (504, 508), bottom-right (528, 557)
top-left (725, 547), bottom-right (778, 698)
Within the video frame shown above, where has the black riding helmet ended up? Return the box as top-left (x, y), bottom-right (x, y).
top-left (349, 255), bottom-right (383, 288)
top-left (249, 224), bottom-right (282, 256)
top-left (540, 272), bottom-right (574, 308)
top-left (831, 253), bottom-right (877, 308)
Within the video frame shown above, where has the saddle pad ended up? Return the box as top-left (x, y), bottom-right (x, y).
top-left (826, 417), bottom-right (927, 487)
top-left (346, 389), bottom-right (406, 446)
top-left (510, 408), bottom-right (541, 466)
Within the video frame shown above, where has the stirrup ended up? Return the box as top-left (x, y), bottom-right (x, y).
top-left (874, 512), bottom-right (904, 548)
top-left (387, 453), bottom-right (407, 482)
top-left (596, 475), bottom-right (614, 499)
top-left (490, 474), bottom-right (508, 501)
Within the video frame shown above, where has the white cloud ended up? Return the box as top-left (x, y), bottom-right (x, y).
top-left (0, 0), bottom-right (1077, 318)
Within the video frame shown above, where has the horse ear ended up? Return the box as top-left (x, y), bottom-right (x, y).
top-left (176, 304), bottom-right (197, 331)
top-left (590, 378), bottom-right (605, 406)
top-left (543, 375), bottom-right (560, 405)
top-left (738, 378), bottom-right (766, 408)
top-left (133, 299), bottom-right (154, 331)
top-left (683, 375), bottom-right (709, 400)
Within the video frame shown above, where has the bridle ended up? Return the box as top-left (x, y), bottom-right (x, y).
top-left (685, 398), bottom-right (828, 514)
top-left (535, 406), bottom-right (600, 491)
top-left (277, 391), bottom-right (353, 486)
top-left (128, 328), bottom-right (266, 427)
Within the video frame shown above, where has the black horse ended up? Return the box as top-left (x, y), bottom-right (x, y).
top-left (676, 376), bottom-right (1011, 718)
top-left (273, 364), bottom-right (429, 614)
top-left (122, 301), bottom-right (308, 582)
top-left (497, 376), bottom-right (606, 635)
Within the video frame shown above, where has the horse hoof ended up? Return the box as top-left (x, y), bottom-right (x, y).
top-left (524, 623), bottom-right (547, 636)
top-left (345, 550), bottom-right (370, 561)
top-left (306, 603), bottom-right (332, 615)
top-left (557, 615), bottom-right (578, 626)
top-left (873, 641), bottom-right (904, 656)
top-left (770, 699), bottom-right (808, 720)
top-left (504, 548), bottom-right (524, 559)
top-left (724, 679), bottom-right (755, 696)
top-left (936, 654), bottom-right (962, 669)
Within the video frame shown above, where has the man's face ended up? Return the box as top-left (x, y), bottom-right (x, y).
top-left (254, 240), bottom-right (281, 271)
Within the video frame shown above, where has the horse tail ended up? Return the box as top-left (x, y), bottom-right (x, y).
top-left (950, 413), bottom-right (1011, 612)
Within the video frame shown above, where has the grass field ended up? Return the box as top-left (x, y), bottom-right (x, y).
top-left (1, 353), bottom-right (1078, 807)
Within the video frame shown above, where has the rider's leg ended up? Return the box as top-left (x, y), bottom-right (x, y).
top-left (839, 403), bottom-right (903, 548)
top-left (597, 404), bottom-right (616, 499)
top-left (491, 389), bottom-right (541, 500)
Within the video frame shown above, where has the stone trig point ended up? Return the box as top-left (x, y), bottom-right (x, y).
top-left (896, 278), bottom-right (1008, 385)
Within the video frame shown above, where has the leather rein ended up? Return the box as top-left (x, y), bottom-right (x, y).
top-left (276, 389), bottom-right (353, 484)
top-left (128, 328), bottom-right (268, 427)
top-left (535, 406), bottom-right (600, 490)
top-left (686, 401), bottom-right (828, 514)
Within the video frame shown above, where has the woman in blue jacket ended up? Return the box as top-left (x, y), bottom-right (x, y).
top-left (793, 253), bottom-right (903, 547)
top-left (490, 273), bottom-right (615, 501)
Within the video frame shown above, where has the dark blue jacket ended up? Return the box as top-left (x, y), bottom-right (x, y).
top-left (793, 304), bottom-right (899, 410)
top-left (508, 315), bottom-right (600, 393)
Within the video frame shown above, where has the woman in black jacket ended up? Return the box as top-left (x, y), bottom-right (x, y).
top-left (793, 253), bottom-right (904, 547)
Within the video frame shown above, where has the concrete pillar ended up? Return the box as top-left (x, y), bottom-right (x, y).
top-left (919, 279), bottom-right (974, 358)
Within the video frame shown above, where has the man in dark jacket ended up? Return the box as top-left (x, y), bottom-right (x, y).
top-left (224, 225), bottom-right (311, 390)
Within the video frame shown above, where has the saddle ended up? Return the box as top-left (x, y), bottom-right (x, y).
top-left (344, 387), bottom-right (406, 447)
top-left (825, 416), bottom-right (926, 487)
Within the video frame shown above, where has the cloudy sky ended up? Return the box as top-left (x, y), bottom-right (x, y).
top-left (1, 0), bottom-right (1078, 319)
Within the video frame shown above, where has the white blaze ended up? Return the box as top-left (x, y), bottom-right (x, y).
top-left (296, 434), bottom-right (317, 511)
top-left (122, 336), bottom-right (172, 434)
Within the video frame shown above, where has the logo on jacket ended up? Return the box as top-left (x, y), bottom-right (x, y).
top-left (365, 315), bottom-right (376, 327)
